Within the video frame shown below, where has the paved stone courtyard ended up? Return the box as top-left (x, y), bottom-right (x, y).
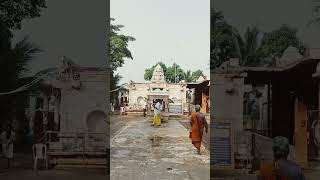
top-left (0, 168), bottom-right (107, 180)
top-left (2, 115), bottom-right (320, 179)
top-left (110, 116), bottom-right (210, 180)
top-left (0, 154), bottom-right (107, 180)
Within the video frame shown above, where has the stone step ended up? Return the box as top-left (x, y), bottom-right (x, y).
top-left (50, 158), bottom-right (107, 167)
top-left (48, 151), bottom-right (107, 159)
top-left (54, 164), bottom-right (107, 169)
top-left (53, 158), bottom-right (106, 164)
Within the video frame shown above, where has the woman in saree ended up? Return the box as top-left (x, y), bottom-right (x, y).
top-left (190, 105), bottom-right (208, 155)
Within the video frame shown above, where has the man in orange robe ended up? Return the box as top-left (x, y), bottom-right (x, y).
top-left (190, 105), bottom-right (208, 155)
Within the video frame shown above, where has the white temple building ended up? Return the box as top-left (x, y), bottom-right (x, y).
top-left (24, 57), bottom-right (108, 167)
top-left (119, 64), bottom-right (190, 115)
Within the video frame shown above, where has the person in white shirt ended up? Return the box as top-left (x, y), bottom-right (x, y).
top-left (153, 101), bottom-right (162, 126)
top-left (120, 102), bottom-right (125, 115)
top-left (143, 100), bottom-right (147, 117)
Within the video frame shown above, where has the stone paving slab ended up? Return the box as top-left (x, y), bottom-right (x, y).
top-left (111, 119), bottom-right (210, 180)
top-left (0, 168), bottom-right (107, 180)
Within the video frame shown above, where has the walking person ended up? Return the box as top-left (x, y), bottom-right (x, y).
top-left (153, 100), bottom-right (162, 126)
top-left (120, 102), bottom-right (125, 115)
top-left (189, 105), bottom-right (208, 155)
top-left (259, 136), bottom-right (305, 180)
top-left (143, 100), bottom-right (147, 117)
top-left (0, 124), bottom-right (16, 168)
top-left (111, 102), bottom-right (115, 113)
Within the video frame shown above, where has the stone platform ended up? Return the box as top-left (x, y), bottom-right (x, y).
top-left (111, 118), bottom-right (210, 180)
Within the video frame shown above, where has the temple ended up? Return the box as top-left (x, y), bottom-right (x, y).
top-left (116, 64), bottom-right (209, 116)
top-left (23, 57), bottom-right (108, 167)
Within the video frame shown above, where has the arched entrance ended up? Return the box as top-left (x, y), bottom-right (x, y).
top-left (86, 110), bottom-right (108, 133)
top-left (137, 96), bottom-right (144, 107)
top-left (85, 110), bottom-right (108, 151)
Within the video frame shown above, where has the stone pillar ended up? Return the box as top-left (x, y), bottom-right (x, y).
top-left (28, 96), bottom-right (37, 136)
top-left (59, 89), bottom-right (67, 133)
top-left (164, 96), bottom-right (169, 113)
top-left (312, 62), bottom-right (320, 160)
top-left (147, 96), bottom-right (152, 116)
top-left (212, 72), bottom-right (246, 132)
top-left (211, 70), bottom-right (247, 166)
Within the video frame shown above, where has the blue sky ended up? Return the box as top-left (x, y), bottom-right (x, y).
top-left (111, 0), bottom-right (210, 84)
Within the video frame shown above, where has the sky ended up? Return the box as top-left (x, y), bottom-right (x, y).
top-left (13, 0), bottom-right (107, 77)
top-left (213, 0), bottom-right (320, 48)
top-left (111, 0), bottom-right (210, 84)
top-left (11, 0), bottom-right (320, 82)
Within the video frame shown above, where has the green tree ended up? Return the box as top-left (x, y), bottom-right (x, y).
top-left (165, 63), bottom-right (185, 83)
top-left (110, 18), bottom-right (135, 72)
top-left (0, 29), bottom-right (41, 125)
top-left (144, 62), bottom-right (204, 83)
top-left (0, 0), bottom-right (47, 30)
top-left (184, 70), bottom-right (193, 82)
top-left (211, 11), bottom-right (305, 68)
top-left (210, 10), bottom-right (237, 69)
top-left (110, 73), bottom-right (122, 104)
top-left (110, 73), bottom-right (122, 93)
top-left (234, 26), bottom-right (265, 66)
top-left (260, 24), bottom-right (306, 66)
top-left (0, 1), bottom-right (45, 126)
top-left (110, 18), bottom-right (135, 90)
top-left (191, 70), bottom-right (205, 81)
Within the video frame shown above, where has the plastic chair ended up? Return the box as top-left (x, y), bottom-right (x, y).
top-left (32, 143), bottom-right (48, 170)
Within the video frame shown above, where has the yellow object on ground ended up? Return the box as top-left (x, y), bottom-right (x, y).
top-left (153, 114), bottom-right (161, 126)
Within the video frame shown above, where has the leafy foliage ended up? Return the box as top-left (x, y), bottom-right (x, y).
top-left (110, 18), bottom-right (135, 72)
top-left (0, 0), bottom-right (47, 30)
top-left (166, 63), bottom-right (185, 83)
top-left (109, 18), bottom-right (135, 90)
top-left (144, 62), bottom-right (167, 81)
top-left (211, 10), bottom-right (306, 69)
top-left (144, 62), bottom-right (205, 83)
top-left (260, 25), bottom-right (306, 66)
top-left (191, 70), bottom-right (205, 81)
top-left (234, 26), bottom-right (265, 66)
top-left (210, 10), bottom-right (237, 69)
top-left (0, 0), bottom-right (46, 126)
top-left (184, 70), bottom-right (193, 83)
top-left (0, 25), bottom-right (41, 125)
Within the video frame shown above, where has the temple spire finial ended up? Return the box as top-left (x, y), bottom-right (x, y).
top-left (151, 64), bottom-right (166, 83)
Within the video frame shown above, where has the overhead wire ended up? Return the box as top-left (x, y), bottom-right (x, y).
top-left (0, 73), bottom-right (49, 95)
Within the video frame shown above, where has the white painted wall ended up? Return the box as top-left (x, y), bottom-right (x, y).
top-left (127, 82), bottom-right (188, 111)
top-left (60, 71), bottom-right (108, 133)
top-left (212, 73), bottom-right (245, 132)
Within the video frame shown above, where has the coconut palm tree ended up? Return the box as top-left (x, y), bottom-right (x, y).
top-left (211, 11), bottom-right (305, 68)
top-left (184, 70), bottom-right (194, 83)
top-left (233, 26), bottom-right (265, 67)
top-left (0, 23), bottom-right (41, 125)
top-left (231, 25), bottom-right (306, 67)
